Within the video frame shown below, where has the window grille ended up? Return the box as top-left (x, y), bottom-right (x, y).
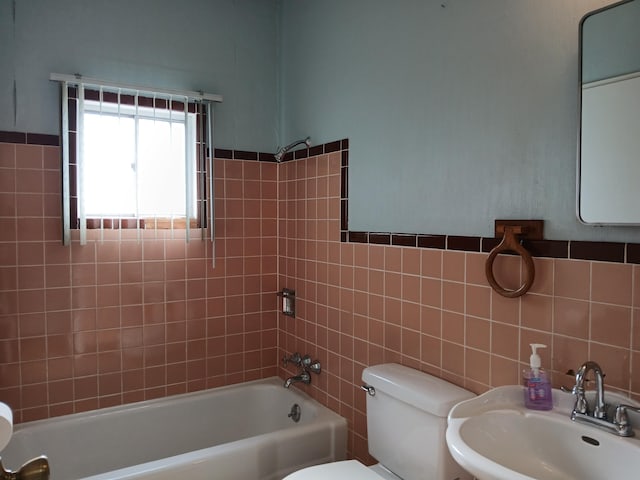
top-left (50, 74), bottom-right (222, 256)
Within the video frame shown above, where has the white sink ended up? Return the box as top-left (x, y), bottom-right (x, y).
top-left (446, 386), bottom-right (640, 480)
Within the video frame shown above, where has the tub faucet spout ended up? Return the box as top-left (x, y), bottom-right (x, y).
top-left (284, 371), bottom-right (311, 388)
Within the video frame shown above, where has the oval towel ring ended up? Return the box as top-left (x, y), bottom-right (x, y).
top-left (485, 226), bottom-right (535, 298)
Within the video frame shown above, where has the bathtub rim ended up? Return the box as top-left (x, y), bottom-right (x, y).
top-left (9, 376), bottom-right (342, 433)
top-left (4, 376), bottom-right (348, 480)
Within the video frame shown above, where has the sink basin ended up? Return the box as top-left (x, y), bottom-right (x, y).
top-left (446, 386), bottom-right (640, 480)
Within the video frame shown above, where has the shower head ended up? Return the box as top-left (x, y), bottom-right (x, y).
top-left (274, 136), bottom-right (311, 162)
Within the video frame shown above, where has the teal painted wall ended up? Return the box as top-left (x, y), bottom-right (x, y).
top-left (280, 0), bottom-right (640, 242)
top-left (0, 0), bottom-right (279, 152)
top-left (4, 0), bottom-right (639, 241)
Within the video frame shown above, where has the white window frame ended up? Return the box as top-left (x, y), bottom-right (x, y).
top-left (51, 73), bottom-right (222, 252)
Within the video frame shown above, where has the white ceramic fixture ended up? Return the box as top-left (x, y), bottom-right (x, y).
top-left (285, 363), bottom-right (475, 480)
top-left (446, 385), bottom-right (640, 480)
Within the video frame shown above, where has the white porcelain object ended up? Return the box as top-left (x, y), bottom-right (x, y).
top-left (446, 385), bottom-right (640, 480)
top-left (284, 460), bottom-right (386, 480)
top-left (284, 363), bottom-right (475, 480)
top-left (0, 378), bottom-right (346, 480)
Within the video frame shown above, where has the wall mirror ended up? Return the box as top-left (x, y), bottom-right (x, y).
top-left (578, 0), bottom-right (640, 224)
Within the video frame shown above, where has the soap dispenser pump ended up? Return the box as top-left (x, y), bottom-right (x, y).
top-left (523, 343), bottom-right (552, 410)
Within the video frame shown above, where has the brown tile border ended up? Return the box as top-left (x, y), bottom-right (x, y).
top-left (309, 145), bottom-right (324, 157)
top-left (348, 231), bottom-right (368, 243)
top-left (418, 235), bottom-right (446, 249)
top-left (447, 236), bottom-right (481, 252)
top-left (0, 130), bottom-right (60, 146)
top-left (392, 234), bottom-right (417, 247)
top-left (4, 131), bottom-right (640, 265)
top-left (233, 150), bottom-right (258, 161)
top-left (369, 233), bottom-right (391, 245)
top-left (522, 239), bottom-right (569, 259)
top-left (258, 152), bottom-right (277, 162)
top-left (347, 230), bottom-right (637, 264)
top-left (27, 133), bottom-right (60, 146)
top-left (341, 200), bottom-right (348, 231)
top-left (570, 241), bottom-right (625, 263)
top-left (627, 244), bottom-right (640, 264)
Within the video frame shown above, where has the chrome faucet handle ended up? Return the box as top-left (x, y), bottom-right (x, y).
top-left (308, 360), bottom-right (321, 374)
top-left (612, 404), bottom-right (640, 437)
top-left (572, 385), bottom-right (589, 415)
top-left (564, 381), bottom-right (588, 415)
top-left (282, 352), bottom-right (302, 367)
top-left (615, 404), bottom-right (640, 426)
top-left (299, 355), bottom-right (321, 374)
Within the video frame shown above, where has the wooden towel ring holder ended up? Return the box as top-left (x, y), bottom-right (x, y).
top-left (485, 226), bottom-right (535, 298)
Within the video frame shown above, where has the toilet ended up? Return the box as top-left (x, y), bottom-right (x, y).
top-left (284, 363), bottom-right (475, 480)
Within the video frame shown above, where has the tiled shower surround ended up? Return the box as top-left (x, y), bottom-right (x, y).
top-left (0, 140), bottom-right (279, 423)
top-left (2, 135), bottom-right (640, 463)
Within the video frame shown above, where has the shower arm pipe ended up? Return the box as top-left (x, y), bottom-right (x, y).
top-left (282, 137), bottom-right (310, 152)
top-left (275, 136), bottom-right (311, 161)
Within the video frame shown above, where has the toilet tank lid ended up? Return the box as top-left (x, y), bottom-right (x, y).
top-left (362, 364), bottom-right (475, 417)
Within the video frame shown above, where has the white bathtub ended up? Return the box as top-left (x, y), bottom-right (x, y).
top-left (0, 377), bottom-right (347, 480)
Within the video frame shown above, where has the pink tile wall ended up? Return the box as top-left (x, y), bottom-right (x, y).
top-left (2, 138), bottom-right (639, 466)
top-left (0, 142), bottom-right (278, 422)
top-left (277, 149), bottom-right (640, 462)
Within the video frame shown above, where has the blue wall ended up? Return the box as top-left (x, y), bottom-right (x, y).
top-left (280, 0), bottom-right (640, 242)
top-left (4, 0), bottom-right (639, 242)
top-left (0, 0), bottom-right (279, 152)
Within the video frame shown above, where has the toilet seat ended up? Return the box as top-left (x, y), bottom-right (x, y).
top-left (284, 460), bottom-right (403, 480)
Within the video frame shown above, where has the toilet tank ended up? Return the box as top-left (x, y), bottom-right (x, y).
top-left (362, 364), bottom-right (474, 480)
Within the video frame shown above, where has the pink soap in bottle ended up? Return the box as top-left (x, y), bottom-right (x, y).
top-left (523, 343), bottom-right (552, 410)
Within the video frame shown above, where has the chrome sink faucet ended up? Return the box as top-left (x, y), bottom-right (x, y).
top-left (571, 360), bottom-right (606, 419)
top-left (569, 360), bottom-right (636, 437)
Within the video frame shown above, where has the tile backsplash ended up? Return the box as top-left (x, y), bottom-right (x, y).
top-left (276, 143), bottom-right (640, 462)
top-left (1, 135), bottom-right (639, 464)
top-left (0, 141), bottom-right (278, 422)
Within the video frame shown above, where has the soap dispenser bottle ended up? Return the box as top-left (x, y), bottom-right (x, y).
top-left (523, 343), bottom-right (552, 410)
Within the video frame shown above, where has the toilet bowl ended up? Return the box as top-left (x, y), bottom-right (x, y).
top-left (283, 364), bottom-right (474, 480)
top-left (285, 460), bottom-right (393, 480)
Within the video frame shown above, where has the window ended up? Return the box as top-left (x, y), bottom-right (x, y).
top-left (82, 97), bottom-right (197, 220)
top-left (51, 74), bottom-right (222, 245)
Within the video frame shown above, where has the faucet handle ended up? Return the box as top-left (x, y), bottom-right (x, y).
top-left (308, 360), bottom-right (321, 374)
top-left (615, 404), bottom-right (640, 425)
top-left (613, 404), bottom-right (640, 436)
top-left (282, 352), bottom-right (302, 367)
top-left (615, 405), bottom-right (631, 427)
top-left (566, 383), bottom-right (588, 415)
top-left (300, 355), bottom-right (321, 374)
